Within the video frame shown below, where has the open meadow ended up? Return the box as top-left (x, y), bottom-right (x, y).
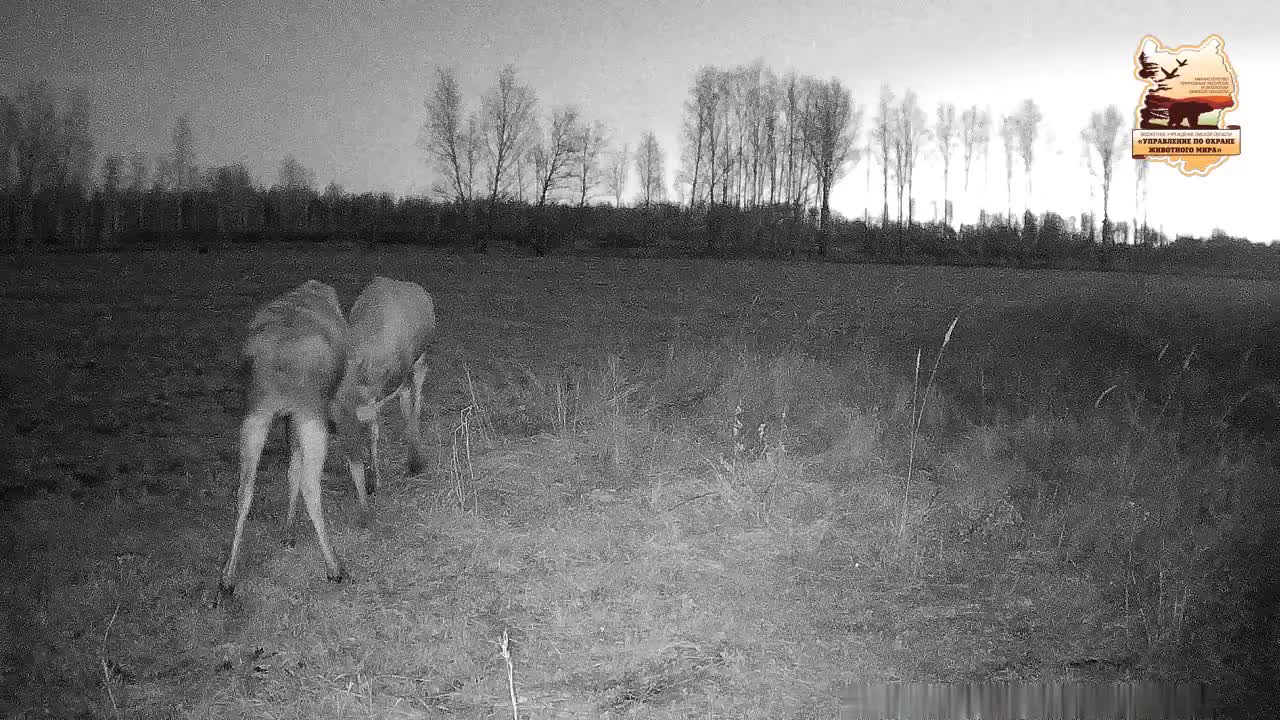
top-left (2, 245), bottom-right (1279, 718)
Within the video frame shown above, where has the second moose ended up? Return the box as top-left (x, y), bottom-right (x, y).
top-left (333, 276), bottom-right (437, 525)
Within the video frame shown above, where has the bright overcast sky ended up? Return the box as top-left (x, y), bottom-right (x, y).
top-left (3, 0), bottom-right (1276, 241)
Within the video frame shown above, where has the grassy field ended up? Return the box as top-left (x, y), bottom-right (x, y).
top-left (2, 245), bottom-right (1279, 718)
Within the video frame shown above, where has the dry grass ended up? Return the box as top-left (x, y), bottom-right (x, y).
top-left (2, 246), bottom-right (1278, 718)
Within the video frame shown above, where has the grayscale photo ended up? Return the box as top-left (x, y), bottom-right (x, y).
top-left (1, 0), bottom-right (1276, 717)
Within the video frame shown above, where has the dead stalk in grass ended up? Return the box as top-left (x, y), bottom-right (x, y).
top-left (500, 629), bottom-right (520, 720)
top-left (450, 405), bottom-right (479, 511)
top-left (462, 362), bottom-right (495, 444)
top-left (901, 316), bottom-right (959, 541)
top-left (1159, 344), bottom-right (1198, 417)
top-left (553, 368), bottom-right (569, 434)
top-left (606, 356), bottom-right (625, 467)
top-left (98, 558), bottom-right (124, 719)
top-left (1094, 384), bottom-right (1118, 409)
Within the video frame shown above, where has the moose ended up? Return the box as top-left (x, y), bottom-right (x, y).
top-left (216, 277), bottom-right (436, 600)
top-left (333, 277), bottom-right (437, 524)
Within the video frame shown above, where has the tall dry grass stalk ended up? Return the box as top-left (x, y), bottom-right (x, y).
top-left (552, 368), bottom-right (570, 434)
top-left (900, 316), bottom-right (959, 541)
top-left (500, 629), bottom-right (520, 720)
top-left (462, 362), bottom-right (495, 444)
top-left (593, 355), bottom-right (641, 472)
top-left (98, 556), bottom-right (127, 719)
top-left (448, 363), bottom-right (492, 512)
top-left (449, 406), bottom-right (479, 511)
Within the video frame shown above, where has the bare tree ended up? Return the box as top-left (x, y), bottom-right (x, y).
top-left (100, 153), bottom-right (123, 192)
top-left (7, 82), bottom-right (60, 243)
top-left (1081, 134), bottom-right (1097, 243)
top-left (126, 151), bottom-right (148, 191)
top-left (512, 148), bottom-right (530, 203)
top-left (635, 131), bottom-right (665, 206)
top-left (529, 106), bottom-right (580, 206)
top-left (762, 70), bottom-right (780, 205)
top-left (125, 150), bottom-right (148, 230)
top-left (712, 70), bottom-right (736, 206)
top-left (98, 153), bottom-right (124, 243)
top-left (420, 68), bottom-right (472, 205)
top-left (711, 68), bottom-right (732, 204)
top-left (681, 66), bottom-right (718, 207)
top-left (480, 65), bottom-right (537, 203)
top-left (726, 66), bottom-right (747, 206)
top-left (58, 90), bottom-right (95, 193)
top-left (278, 154), bottom-right (315, 190)
top-left (277, 154), bottom-right (315, 230)
top-left (894, 90), bottom-right (928, 251)
top-left (1081, 105), bottom-right (1125, 243)
top-left (3, 82), bottom-right (98, 245)
top-left (170, 115), bottom-right (197, 191)
top-left (606, 143), bottom-right (629, 206)
top-left (891, 104), bottom-right (907, 236)
top-left (978, 108), bottom-right (993, 206)
top-left (960, 105), bottom-right (978, 194)
top-left (935, 103), bottom-right (956, 227)
top-left (210, 163), bottom-right (256, 234)
top-left (801, 76), bottom-right (860, 256)
top-left (678, 61), bottom-right (793, 210)
top-left (871, 85), bottom-right (895, 231)
top-left (1013, 99), bottom-right (1042, 210)
top-left (780, 72), bottom-right (813, 212)
top-left (999, 114), bottom-right (1019, 221)
top-left (738, 60), bottom-right (770, 206)
top-left (573, 120), bottom-right (608, 207)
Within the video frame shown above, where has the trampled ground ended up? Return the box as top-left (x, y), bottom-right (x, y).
top-left (2, 246), bottom-right (1278, 718)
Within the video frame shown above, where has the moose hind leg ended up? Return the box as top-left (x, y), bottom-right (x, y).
top-left (282, 415), bottom-right (302, 548)
top-left (219, 409), bottom-right (272, 598)
top-left (296, 412), bottom-right (347, 583)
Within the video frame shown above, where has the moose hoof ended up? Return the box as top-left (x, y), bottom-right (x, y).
top-left (212, 581), bottom-right (235, 608)
top-left (327, 568), bottom-right (349, 584)
top-left (408, 455), bottom-right (429, 476)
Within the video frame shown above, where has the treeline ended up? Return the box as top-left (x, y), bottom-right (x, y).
top-left (3, 170), bottom-right (1272, 277)
top-left (1, 74), bottom-right (1270, 276)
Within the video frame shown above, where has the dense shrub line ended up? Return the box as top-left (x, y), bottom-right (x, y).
top-left (3, 189), bottom-right (1276, 276)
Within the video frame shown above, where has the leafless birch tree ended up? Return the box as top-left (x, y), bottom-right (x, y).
top-left (529, 106), bottom-right (580, 206)
top-left (635, 131), bottom-right (665, 206)
top-left (1014, 99), bottom-right (1042, 211)
top-left (420, 68), bottom-right (475, 204)
top-left (871, 85), bottom-right (895, 231)
top-left (935, 102), bottom-right (956, 226)
top-left (480, 64), bottom-right (537, 203)
top-left (574, 120), bottom-right (608, 207)
top-left (1081, 105), bottom-right (1125, 243)
top-left (606, 144), bottom-right (629, 206)
top-left (801, 77), bottom-right (860, 255)
top-left (999, 114), bottom-right (1019, 221)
